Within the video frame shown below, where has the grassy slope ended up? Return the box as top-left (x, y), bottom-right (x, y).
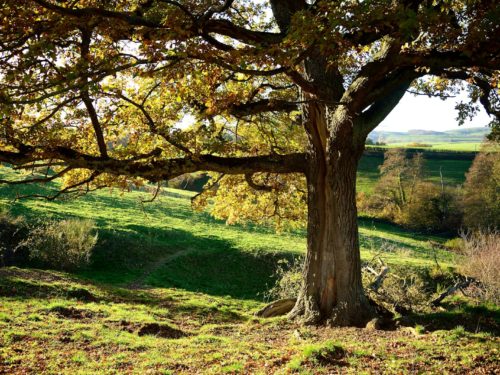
top-left (0, 179), bottom-right (455, 296)
top-left (1, 165), bottom-right (498, 374)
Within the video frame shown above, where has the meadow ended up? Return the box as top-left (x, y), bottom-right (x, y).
top-left (0, 152), bottom-right (498, 374)
top-left (357, 150), bottom-right (473, 193)
top-left (374, 142), bottom-right (481, 152)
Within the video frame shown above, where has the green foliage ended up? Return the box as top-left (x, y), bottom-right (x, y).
top-left (21, 219), bottom-right (98, 271)
top-left (363, 149), bottom-right (462, 233)
top-left (264, 257), bottom-right (303, 301)
top-left (399, 182), bottom-right (461, 233)
top-left (365, 149), bottom-right (424, 219)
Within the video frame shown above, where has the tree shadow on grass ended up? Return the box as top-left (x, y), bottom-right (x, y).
top-left (1, 184), bottom-right (302, 301)
top-left (1, 198), bottom-right (299, 301)
top-left (400, 303), bottom-right (499, 336)
top-left (0, 268), bottom-right (251, 324)
top-left (88, 223), bottom-right (297, 300)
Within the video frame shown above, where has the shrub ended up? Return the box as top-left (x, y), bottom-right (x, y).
top-left (399, 182), bottom-right (462, 233)
top-left (22, 218), bottom-right (98, 271)
top-left (0, 211), bottom-right (29, 266)
top-left (459, 230), bottom-right (499, 304)
top-left (264, 257), bottom-right (303, 301)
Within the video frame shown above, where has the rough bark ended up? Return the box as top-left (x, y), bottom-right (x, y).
top-left (288, 99), bottom-right (375, 326)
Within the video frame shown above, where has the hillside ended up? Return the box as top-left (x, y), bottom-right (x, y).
top-left (1, 171), bottom-right (499, 373)
top-left (368, 127), bottom-right (489, 144)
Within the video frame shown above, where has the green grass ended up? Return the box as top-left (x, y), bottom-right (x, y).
top-left (0, 166), bottom-right (498, 373)
top-left (1, 268), bottom-right (497, 374)
top-left (371, 142), bottom-right (481, 152)
top-left (357, 153), bottom-right (472, 193)
top-left (0, 167), bottom-right (455, 297)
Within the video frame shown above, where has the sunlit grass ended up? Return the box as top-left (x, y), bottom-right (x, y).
top-left (0, 165), bottom-right (497, 374)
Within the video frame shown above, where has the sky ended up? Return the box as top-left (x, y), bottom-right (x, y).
top-left (378, 92), bottom-right (491, 132)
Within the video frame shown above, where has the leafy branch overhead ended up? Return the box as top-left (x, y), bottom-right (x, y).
top-left (0, 0), bottom-right (498, 195)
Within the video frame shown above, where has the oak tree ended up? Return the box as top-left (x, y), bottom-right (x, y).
top-left (1, 0), bottom-right (499, 326)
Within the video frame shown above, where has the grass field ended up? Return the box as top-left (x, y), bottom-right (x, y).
top-left (357, 153), bottom-right (472, 193)
top-left (0, 171), bottom-right (455, 293)
top-left (370, 142), bottom-right (481, 152)
top-left (0, 164), bottom-right (498, 374)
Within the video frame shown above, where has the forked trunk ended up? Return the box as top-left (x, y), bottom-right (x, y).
top-left (289, 104), bottom-right (375, 326)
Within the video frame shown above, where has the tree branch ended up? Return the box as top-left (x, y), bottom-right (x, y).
top-left (0, 144), bottom-right (307, 184)
top-left (80, 28), bottom-right (108, 158)
top-left (245, 173), bottom-right (273, 192)
top-left (229, 99), bottom-right (298, 117)
top-left (113, 92), bottom-right (193, 154)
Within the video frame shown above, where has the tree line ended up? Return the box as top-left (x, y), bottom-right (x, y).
top-left (358, 143), bottom-right (499, 233)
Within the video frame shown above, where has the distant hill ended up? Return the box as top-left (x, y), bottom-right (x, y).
top-left (369, 127), bottom-right (489, 143)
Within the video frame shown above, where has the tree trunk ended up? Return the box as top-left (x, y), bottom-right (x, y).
top-left (289, 104), bottom-right (375, 326)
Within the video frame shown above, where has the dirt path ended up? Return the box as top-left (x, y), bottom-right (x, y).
top-left (127, 249), bottom-right (194, 289)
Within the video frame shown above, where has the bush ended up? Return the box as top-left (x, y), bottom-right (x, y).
top-left (264, 257), bottom-right (303, 301)
top-left (459, 230), bottom-right (499, 304)
top-left (399, 182), bottom-right (462, 233)
top-left (22, 219), bottom-right (98, 271)
top-left (0, 211), bottom-right (29, 266)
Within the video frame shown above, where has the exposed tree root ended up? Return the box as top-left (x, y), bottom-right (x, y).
top-left (255, 298), bottom-right (297, 318)
top-left (258, 295), bottom-right (397, 329)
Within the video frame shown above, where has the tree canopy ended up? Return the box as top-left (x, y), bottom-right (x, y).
top-left (0, 0), bottom-right (498, 191)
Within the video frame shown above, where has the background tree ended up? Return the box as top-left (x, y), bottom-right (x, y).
top-left (0, 0), bottom-right (499, 326)
top-left (368, 149), bottom-right (423, 221)
top-left (463, 142), bottom-right (500, 230)
top-left (364, 149), bottom-right (461, 232)
top-left (401, 181), bottom-right (461, 233)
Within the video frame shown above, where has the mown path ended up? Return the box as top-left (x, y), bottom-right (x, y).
top-left (127, 249), bottom-right (194, 289)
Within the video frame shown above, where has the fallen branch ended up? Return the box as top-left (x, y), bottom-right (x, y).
top-left (369, 266), bottom-right (390, 292)
top-left (431, 279), bottom-right (472, 307)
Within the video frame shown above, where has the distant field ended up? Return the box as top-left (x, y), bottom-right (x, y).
top-left (357, 152), bottom-right (472, 194)
top-left (370, 142), bottom-right (481, 152)
top-left (368, 127), bottom-right (489, 145)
